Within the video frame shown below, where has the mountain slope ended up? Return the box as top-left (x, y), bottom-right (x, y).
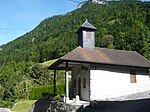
top-left (0, 1), bottom-right (150, 65)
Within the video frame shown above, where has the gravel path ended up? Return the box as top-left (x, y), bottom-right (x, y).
top-left (0, 108), bottom-right (12, 112)
top-left (108, 90), bottom-right (150, 101)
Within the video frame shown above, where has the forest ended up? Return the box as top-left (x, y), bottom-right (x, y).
top-left (0, 0), bottom-right (150, 107)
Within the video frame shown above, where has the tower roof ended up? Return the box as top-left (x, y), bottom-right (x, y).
top-left (80, 19), bottom-right (97, 30)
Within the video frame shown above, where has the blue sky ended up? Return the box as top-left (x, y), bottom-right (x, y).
top-left (0, 0), bottom-right (79, 45)
top-left (0, 0), bottom-right (149, 46)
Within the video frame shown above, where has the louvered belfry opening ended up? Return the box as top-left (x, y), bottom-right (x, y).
top-left (77, 19), bottom-right (97, 49)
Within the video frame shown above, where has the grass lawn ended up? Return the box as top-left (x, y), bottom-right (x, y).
top-left (41, 59), bottom-right (57, 68)
top-left (11, 100), bottom-right (36, 112)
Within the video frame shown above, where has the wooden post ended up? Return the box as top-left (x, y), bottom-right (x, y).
top-left (65, 62), bottom-right (69, 103)
top-left (54, 69), bottom-right (56, 96)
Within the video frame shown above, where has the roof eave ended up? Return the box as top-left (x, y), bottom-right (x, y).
top-left (48, 58), bottom-right (150, 70)
top-left (48, 59), bottom-right (62, 70)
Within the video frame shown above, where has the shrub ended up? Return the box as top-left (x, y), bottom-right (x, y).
top-left (29, 83), bottom-right (65, 100)
top-left (0, 100), bottom-right (13, 108)
top-left (15, 80), bottom-right (33, 100)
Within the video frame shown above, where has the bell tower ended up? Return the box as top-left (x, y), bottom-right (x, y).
top-left (77, 20), bottom-right (97, 49)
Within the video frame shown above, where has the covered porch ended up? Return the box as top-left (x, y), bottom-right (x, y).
top-left (48, 59), bottom-right (89, 103)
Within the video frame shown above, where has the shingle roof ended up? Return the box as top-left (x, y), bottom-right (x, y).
top-left (56, 46), bottom-right (150, 68)
top-left (80, 19), bottom-right (97, 30)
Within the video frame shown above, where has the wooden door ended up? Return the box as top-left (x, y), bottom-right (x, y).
top-left (78, 77), bottom-right (81, 97)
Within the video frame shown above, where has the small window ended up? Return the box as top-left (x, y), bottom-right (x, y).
top-left (130, 70), bottom-right (136, 83)
top-left (83, 78), bottom-right (86, 88)
top-left (73, 80), bottom-right (76, 88)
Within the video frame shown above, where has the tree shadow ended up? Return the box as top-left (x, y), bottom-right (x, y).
top-left (32, 99), bottom-right (52, 112)
top-left (77, 98), bottom-right (150, 112)
top-left (31, 93), bottom-right (53, 112)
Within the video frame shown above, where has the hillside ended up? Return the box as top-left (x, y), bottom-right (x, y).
top-left (0, 0), bottom-right (150, 107)
top-left (0, 1), bottom-right (150, 64)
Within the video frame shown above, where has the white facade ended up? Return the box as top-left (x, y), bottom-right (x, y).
top-left (71, 64), bottom-right (150, 101)
top-left (90, 69), bottom-right (150, 100)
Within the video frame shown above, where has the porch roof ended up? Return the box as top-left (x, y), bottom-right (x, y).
top-left (48, 46), bottom-right (150, 70)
